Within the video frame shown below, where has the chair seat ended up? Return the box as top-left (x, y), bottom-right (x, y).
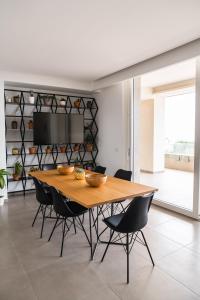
top-left (58, 201), bottom-right (88, 218)
top-left (103, 213), bottom-right (124, 231)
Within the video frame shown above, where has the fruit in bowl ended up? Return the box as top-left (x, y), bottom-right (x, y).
top-left (57, 165), bottom-right (74, 175)
top-left (74, 168), bottom-right (85, 180)
top-left (85, 173), bottom-right (107, 187)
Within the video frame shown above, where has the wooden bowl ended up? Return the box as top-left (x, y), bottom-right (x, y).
top-left (85, 173), bottom-right (107, 187)
top-left (57, 165), bottom-right (74, 175)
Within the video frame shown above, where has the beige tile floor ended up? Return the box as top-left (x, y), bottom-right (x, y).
top-left (140, 169), bottom-right (194, 210)
top-left (1, 193), bottom-right (200, 300)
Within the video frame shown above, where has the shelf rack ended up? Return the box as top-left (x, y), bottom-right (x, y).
top-left (5, 88), bottom-right (98, 195)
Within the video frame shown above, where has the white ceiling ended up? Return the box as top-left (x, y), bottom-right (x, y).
top-left (0, 0), bottom-right (200, 84)
top-left (141, 59), bottom-right (196, 88)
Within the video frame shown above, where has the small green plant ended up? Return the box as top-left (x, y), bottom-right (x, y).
top-left (0, 169), bottom-right (10, 190)
top-left (14, 161), bottom-right (23, 175)
top-left (85, 133), bottom-right (93, 144)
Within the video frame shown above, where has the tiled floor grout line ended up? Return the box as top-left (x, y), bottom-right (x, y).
top-left (10, 237), bottom-right (39, 300)
top-left (156, 264), bottom-right (200, 299)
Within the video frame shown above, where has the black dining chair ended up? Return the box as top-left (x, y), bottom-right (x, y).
top-left (32, 177), bottom-right (53, 238)
top-left (48, 187), bottom-right (90, 257)
top-left (112, 169), bottom-right (132, 213)
top-left (93, 168), bottom-right (132, 227)
top-left (101, 193), bottom-right (154, 284)
top-left (42, 163), bottom-right (57, 170)
top-left (94, 165), bottom-right (106, 174)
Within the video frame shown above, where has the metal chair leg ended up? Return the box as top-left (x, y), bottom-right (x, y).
top-left (60, 219), bottom-right (66, 257)
top-left (77, 215), bottom-right (90, 246)
top-left (48, 216), bottom-right (59, 241)
top-left (101, 230), bottom-right (114, 262)
top-left (73, 218), bottom-right (77, 234)
top-left (40, 205), bottom-right (47, 238)
top-left (140, 230), bottom-right (155, 266)
top-left (126, 233), bottom-right (129, 284)
top-left (32, 204), bottom-right (41, 227)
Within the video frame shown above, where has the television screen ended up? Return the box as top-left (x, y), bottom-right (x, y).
top-left (33, 112), bottom-right (83, 145)
top-left (69, 114), bottom-right (84, 143)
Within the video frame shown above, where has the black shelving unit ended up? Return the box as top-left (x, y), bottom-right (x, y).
top-left (4, 88), bottom-right (98, 195)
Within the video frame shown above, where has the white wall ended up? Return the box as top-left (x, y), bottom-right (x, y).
top-left (140, 99), bottom-right (154, 172)
top-left (0, 80), bottom-right (7, 204)
top-left (95, 81), bottom-right (131, 175)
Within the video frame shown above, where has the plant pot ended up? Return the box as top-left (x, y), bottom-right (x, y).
top-left (86, 144), bottom-right (93, 152)
top-left (73, 144), bottom-right (80, 152)
top-left (87, 101), bottom-right (92, 108)
top-left (29, 147), bottom-right (37, 154)
top-left (28, 120), bottom-right (33, 129)
top-left (28, 96), bottom-right (35, 104)
top-left (60, 99), bottom-right (66, 106)
top-left (60, 146), bottom-right (66, 153)
top-left (12, 148), bottom-right (20, 155)
top-left (11, 120), bottom-right (18, 129)
top-left (13, 95), bottom-right (20, 104)
top-left (12, 174), bottom-right (21, 181)
top-left (45, 147), bottom-right (52, 154)
top-left (74, 99), bottom-right (81, 108)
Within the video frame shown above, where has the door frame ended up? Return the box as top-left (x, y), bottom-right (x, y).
top-left (130, 58), bottom-right (200, 219)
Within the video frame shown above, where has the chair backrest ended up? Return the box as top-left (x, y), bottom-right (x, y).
top-left (50, 186), bottom-right (72, 217)
top-left (114, 169), bottom-right (132, 181)
top-left (94, 165), bottom-right (106, 174)
top-left (42, 164), bottom-right (57, 171)
top-left (32, 177), bottom-right (51, 205)
top-left (116, 193), bottom-right (154, 233)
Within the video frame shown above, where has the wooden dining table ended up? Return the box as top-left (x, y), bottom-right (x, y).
top-left (30, 169), bottom-right (157, 259)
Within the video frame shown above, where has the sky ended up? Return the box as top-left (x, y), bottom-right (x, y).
top-left (165, 92), bottom-right (195, 144)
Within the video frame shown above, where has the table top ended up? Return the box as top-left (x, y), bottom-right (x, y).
top-left (29, 169), bottom-right (158, 208)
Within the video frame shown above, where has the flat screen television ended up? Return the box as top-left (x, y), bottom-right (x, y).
top-left (33, 112), bottom-right (84, 145)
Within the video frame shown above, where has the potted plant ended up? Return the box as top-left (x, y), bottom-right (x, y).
top-left (28, 120), bottom-right (33, 129)
top-left (60, 98), bottom-right (66, 106)
top-left (29, 146), bottom-right (37, 154)
top-left (0, 169), bottom-right (10, 200)
top-left (85, 133), bottom-right (93, 151)
top-left (60, 145), bottom-right (66, 153)
top-left (45, 146), bottom-right (52, 154)
top-left (74, 98), bottom-right (81, 108)
top-left (28, 91), bottom-right (35, 104)
top-left (13, 161), bottom-right (23, 181)
top-left (73, 143), bottom-right (80, 152)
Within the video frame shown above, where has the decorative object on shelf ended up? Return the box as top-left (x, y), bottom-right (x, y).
top-left (45, 146), bottom-right (52, 154)
top-left (4, 88), bottom-right (98, 195)
top-left (85, 133), bottom-right (93, 151)
top-left (57, 165), bottom-right (74, 175)
top-left (28, 120), bottom-right (33, 129)
top-left (87, 101), bottom-right (92, 109)
top-left (7, 97), bottom-right (12, 103)
top-left (74, 98), bottom-right (81, 108)
top-left (12, 148), bottom-right (20, 155)
top-left (29, 166), bottom-right (39, 172)
top-left (74, 168), bottom-right (85, 180)
top-left (60, 145), bottom-right (66, 153)
top-left (28, 91), bottom-right (35, 104)
top-left (84, 163), bottom-right (93, 170)
top-left (60, 98), bottom-right (66, 106)
top-left (0, 169), bottom-right (10, 192)
top-left (73, 143), bottom-right (80, 152)
top-left (44, 95), bottom-right (53, 106)
top-left (85, 173), bottom-right (107, 187)
top-left (12, 161), bottom-right (22, 181)
top-left (11, 120), bottom-right (18, 129)
top-left (29, 146), bottom-right (37, 154)
top-left (12, 95), bottom-right (20, 104)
